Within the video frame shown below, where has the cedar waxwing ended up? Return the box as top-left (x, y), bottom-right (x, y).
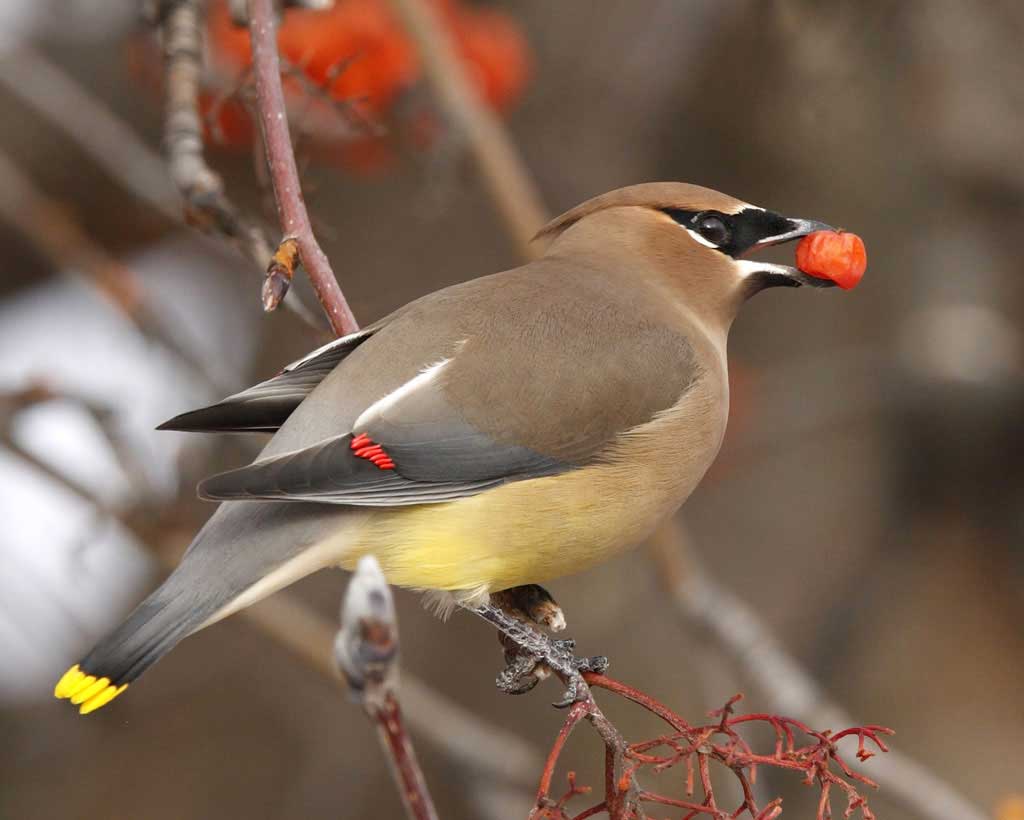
top-left (55, 182), bottom-right (844, 714)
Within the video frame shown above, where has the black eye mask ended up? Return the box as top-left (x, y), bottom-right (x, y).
top-left (661, 207), bottom-right (796, 258)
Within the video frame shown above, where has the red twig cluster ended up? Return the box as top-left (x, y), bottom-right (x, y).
top-left (530, 673), bottom-right (892, 820)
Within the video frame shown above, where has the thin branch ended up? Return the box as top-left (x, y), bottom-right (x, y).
top-left (647, 517), bottom-right (988, 820)
top-left (163, 0), bottom-right (274, 268)
top-left (387, 0), bottom-right (549, 259)
top-left (159, 0), bottom-right (322, 330)
top-left (335, 556), bottom-right (438, 820)
top-left (246, 0), bottom-right (359, 335)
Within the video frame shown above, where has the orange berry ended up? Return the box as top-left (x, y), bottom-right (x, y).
top-left (795, 230), bottom-right (867, 290)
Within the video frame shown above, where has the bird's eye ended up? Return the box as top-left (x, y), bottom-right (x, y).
top-left (695, 213), bottom-right (730, 246)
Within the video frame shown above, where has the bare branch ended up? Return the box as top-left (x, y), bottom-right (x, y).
top-left (334, 556), bottom-right (438, 820)
top-left (163, 1), bottom-right (274, 265)
top-left (246, 0), bottom-right (359, 335)
top-left (648, 517), bottom-right (988, 820)
top-left (387, 0), bottom-right (549, 259)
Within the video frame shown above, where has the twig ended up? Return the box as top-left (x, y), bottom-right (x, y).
top-left (528, 680), bottom-right (644, 820)
top-left (334, 556), bottom-right (438, 820)
top-left (387, 0), bottom-right (549, 259)
top-left (159, 0), bottom-right (323, 331)
top-left (531, 671), bottom-right (891, 820)
top-left (647, 516), bottom-right (988, 820)
top-left (163, 0), bottom-right (275, 268)
top-left (246, 0), bottom-right (359, 334)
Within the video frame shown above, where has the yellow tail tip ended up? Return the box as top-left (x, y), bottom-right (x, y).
top-left (54, 664), bottom-right (129, 714)
top-left (54, 664), bottom-right (85, 699)
top-left (80, 683), bottom-right (128, 715)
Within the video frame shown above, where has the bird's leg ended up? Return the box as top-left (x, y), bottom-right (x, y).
top-left (465, 586), bottom-right (609, 707)
top-left (490, 584), bottom-right (566, 695)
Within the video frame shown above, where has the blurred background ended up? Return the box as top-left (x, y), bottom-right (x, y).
top-left (1, 1), bottom-right (1022, 818)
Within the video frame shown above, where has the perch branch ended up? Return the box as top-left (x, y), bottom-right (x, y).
top-left (387, 0), bottom-right (549, 259)
top-left (335, 557), bottom-right (438, 820)
top-left (246, 0), bottom-right (359, 334)
top-left (648, 517), bottom-right (988, 820)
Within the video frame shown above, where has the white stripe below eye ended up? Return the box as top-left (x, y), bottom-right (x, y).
top-left (354, 357), bottom-right (451, 428)
top-left (734, 260), bottom-right (794, 279)
top-left (683, 227), bottom-right (719, 249)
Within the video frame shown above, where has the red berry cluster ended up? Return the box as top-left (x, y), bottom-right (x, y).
top-left (202, 0), bottom-right (531, 168)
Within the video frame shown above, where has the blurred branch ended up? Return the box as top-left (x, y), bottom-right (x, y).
top-left (0, 47), bottom-right (179, 221)
top-left (647, 517), bottom-right (988, 820)
top-left (0, 386), bottom-right (121, 517)
top-left (246, 0), bottom-right (359, 334)
top-left (387, 0), bottom-right (549, 258)
top-left (335, 557), bottom-right (438, 820)
top-left (0, 147), bottom-right (229, 392)
top-left (0, 42), bottom-right (317, 330)
top-left (239, 584), bottom-right (540, 800)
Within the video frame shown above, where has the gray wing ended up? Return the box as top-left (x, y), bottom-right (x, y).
top-left (158, 328), bottom-right (376, 432)
top-left (196, 366), bottom-right (567, 506)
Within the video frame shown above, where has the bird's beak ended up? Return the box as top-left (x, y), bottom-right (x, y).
top-left (738, 218), bottom-right (837, 288)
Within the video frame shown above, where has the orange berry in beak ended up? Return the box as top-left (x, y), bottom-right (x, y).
top-left (795, 231), bottom-right (867, 290)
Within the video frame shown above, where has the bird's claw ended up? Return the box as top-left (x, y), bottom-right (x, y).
top-left (468, 597), bottom-right (610, 706)
top-left (496, 635), bottom-right (609, 705)
top-left (496, 653), bottom-right (542, 695)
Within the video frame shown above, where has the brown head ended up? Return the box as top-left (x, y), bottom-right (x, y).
top-left (536, 182), bottom-right (836, 336)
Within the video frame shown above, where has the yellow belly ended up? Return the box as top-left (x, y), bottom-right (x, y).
top-left (343, 374), bottom-right (727, 593)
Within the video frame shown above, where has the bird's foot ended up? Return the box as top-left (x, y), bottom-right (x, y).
top-left (466, 587), bottom-right (609, 707)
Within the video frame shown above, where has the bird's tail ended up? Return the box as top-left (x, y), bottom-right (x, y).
top-left (55, 500), bottom-right (360, 714)
top-left (53, 594), bottom-right (207, 714)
